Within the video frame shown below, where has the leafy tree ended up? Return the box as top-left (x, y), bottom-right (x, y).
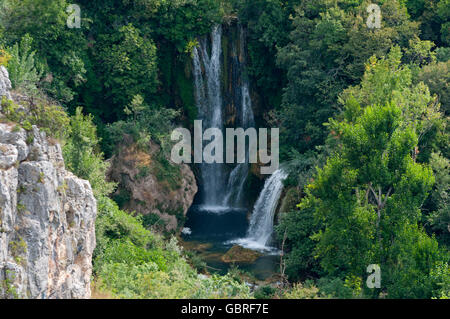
top-left (95, 24), bottom-right (158, 119)
top-left (237, 0), bottom-right (294, 111)
top-left (275, 0), bottom-right (420, 159)
top-left (104, 99), bottom-right (178, 156)
top-left (291, 48), bottom-right (449, 298)
top-left (426, 152), bottom-right (450, 246)
top-left (404, 0), bottom-right (450, 46)
top-left (417, 59), bottom-right (450, 115)
top-left (7, 34), bottom-right (42, 93)
top-left (63, 107), bottom-right (116, 198)
top-left (1, 0), bottom-right (88, 102)
top-left (276, 203), bottom-right (322, 281)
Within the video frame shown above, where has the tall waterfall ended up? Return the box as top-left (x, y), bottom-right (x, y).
top-left (222, 25), bottom-right (255, 207)
top-left (231, 169), bottom-right (288, 251)
top-left (192, 24), bottom-right (255, 209)
top-left (192, 25), bottom-right (225, 207)
top-left (190, 25), bottom-right (287, 254)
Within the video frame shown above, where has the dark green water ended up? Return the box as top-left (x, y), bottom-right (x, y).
top-left (182, 205), bottom-right (280, 281)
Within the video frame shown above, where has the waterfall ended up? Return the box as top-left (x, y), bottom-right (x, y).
top-left (192, 25), bottom-right (225, 207)
top-left (190, 25), bottom-right (286, 254)
top-left (230, 169), bottom-right (288, 251)
top-left (192, 24), bottom-right (255, 209)
top-left (222, 25), bottom-right (255, 208)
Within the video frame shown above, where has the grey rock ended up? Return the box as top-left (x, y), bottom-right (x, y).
top-left (0, 66), bottom-right (12, 103)
top-left (0, 70), bottom-right (96, 299)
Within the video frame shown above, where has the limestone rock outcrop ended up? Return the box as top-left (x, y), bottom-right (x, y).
top-left (0, 67), bottom-right (96, 299)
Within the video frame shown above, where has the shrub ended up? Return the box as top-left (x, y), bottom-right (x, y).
top-left (254, 285), bottom-right (276, 299)
top-left (283, 282), bottom-right (321, 299)
top-left (7, 34), bottom-right (42, 93)
top-left (63, 107), bottom-right (116, 198)
top-left (94, 196), bottom-right (159, 270)
top-left (1, 96), bottom-right (69, 140)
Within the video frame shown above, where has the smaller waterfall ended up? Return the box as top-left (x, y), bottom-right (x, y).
top-left (230, 169), bottom-right (288, 251)
top-left (222, 163), bottom-right (248, 205)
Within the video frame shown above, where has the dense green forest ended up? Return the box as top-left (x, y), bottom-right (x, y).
top-left (0, 0), bottom-right (448, 299)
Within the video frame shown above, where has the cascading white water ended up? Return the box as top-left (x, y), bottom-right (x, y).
top-left (222, 25), bottom-right (255, 208)
top-left (192, 25), bottom-right (225, 207)
top-left (193, 24), bottom-right (255, 209)
top-left (190, 25), bottom-right (287, 257)
top-left (231, 169), bottom-right (288, 251)
top-left (222, 163), bottom-right (247, 206)
top-left (239, 25), bottom-right (255, 129)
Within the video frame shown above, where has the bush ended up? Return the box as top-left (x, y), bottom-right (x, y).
top-left (98, 259), bottom-right (251, 299)
top-left (63, 107), bottom-right (116, 198)
top-left (254, 285), bottom-right (276, 299)
top-left (283, 281), bottom-right (321, 299)
top-left (94, 196), bottom-right (159, 271)
top-left (141, 213), bottom-right (166, 230)
top-left (317, 278), bottom-right (354, 299)
top-left (7, 34), bottom-right (42, 94)
top-left (105, 102), bottom-right (179, 155)
top-left (1, 96), bottom-right (69, 140)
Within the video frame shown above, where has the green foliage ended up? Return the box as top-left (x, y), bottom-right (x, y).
top-left (141, 213), bottom-right (166, 230)
top-left (276, 204), bottom-right (322, 281)
top-left (253, 285), bottom-right (276, 299)
top-left (63, 107), bottom-right (116, 198)
top-left (317, 277), bottom-right (354, 299)
top-left (237, 0), bottom-right (292, 111)
top-left (275, 0), bottom-right (420, 159)
top-left (183, 250), bottom-right (208, 273)
top-left (152, 152), bottom-right (182, 191)
top-left (404, 0), bottom-right (450, 46)
top-left (111, 188), bottom-right (131, 209)
top-left (175, 67), bottom-right (197, 123)
top-left (104, 97), bottom-right (179, 156)
top-left (282, 281), bottom-right (321, 299)
top-left (417, 59), bottom-right (450, 115)
top-left (94, 198), bottom-right (250, 299)
top-left (96, 24), bottom-right (158, 116)
top-left (285, 47), bottom-right (448, 298)
top-left (425, 152), bottom-right (450, 246)
top-left (7, 34), bottom-right (42, 94)
top-left (98, 259), bottom-right (251, 299)
top-left (95, 197), bottom-right (154, 253)
top-left (1, 0), bottom-right (88, 102)
top-left (1, 96), bottom-right (69, 140)
top-left (67, 0), bottom-right (221, 122)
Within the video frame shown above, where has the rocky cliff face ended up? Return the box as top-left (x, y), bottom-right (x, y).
top-left (108, 137), bottom-right (197, 232)
top-left (0, 66), bottom-right (96, 299)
